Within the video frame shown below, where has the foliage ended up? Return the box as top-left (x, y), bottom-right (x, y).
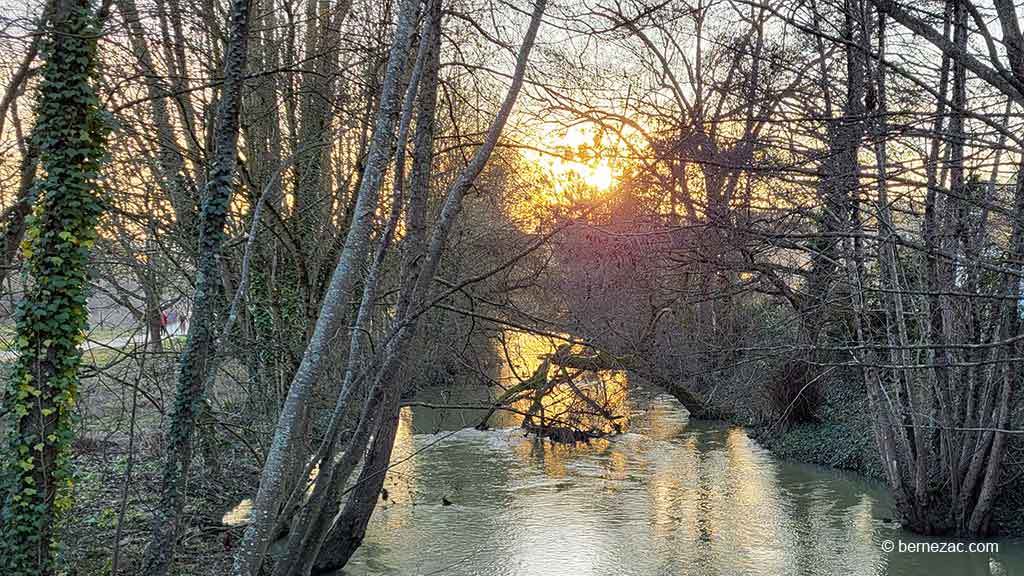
top-left (1, 1), bottom-right (108, 573)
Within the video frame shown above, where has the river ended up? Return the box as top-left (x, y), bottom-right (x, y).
top-left (339, 336), bottom-right (1024, 576)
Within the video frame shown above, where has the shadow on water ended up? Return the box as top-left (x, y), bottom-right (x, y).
top-left (338, 379), bottom-right (1024, 576)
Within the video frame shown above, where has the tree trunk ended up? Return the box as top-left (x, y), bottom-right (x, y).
top-left (310, 391), bottom-right (401, 574)
top-left (309, 1), bottom-right (547, 571)
top-left (0, 1), bottom-right (107, 573)
top-left (230, 0), bottom-right (423, 572)
top-left (140, 0), bottom-right (252, 572)
top-left (115, 0), bottom-right (195, 237)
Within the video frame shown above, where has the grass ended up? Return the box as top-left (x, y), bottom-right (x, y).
top-left (0, 324), bottom-right (186, 363)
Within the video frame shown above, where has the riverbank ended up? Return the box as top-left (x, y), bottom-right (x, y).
top-left (748, 374), bottom-right (884, 479)
top-left (544, 326), bottom-right (1024, 538)
top-left (736, 375), bottom-right (1024, 538)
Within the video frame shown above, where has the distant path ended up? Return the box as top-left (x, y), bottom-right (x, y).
top-left (0, 334), bottom-right (149, 363)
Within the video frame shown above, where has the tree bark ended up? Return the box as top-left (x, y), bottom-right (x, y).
top-left (230, 0), bottom-right (423, 572)
top-left (310, 1), bottom-right (547, 571)
top-left (0, 0), bottom-right (106, 573)
top-left (269, 14), bottom-right (436, 574)
top-left (140, 0), bottom-right (253, 572)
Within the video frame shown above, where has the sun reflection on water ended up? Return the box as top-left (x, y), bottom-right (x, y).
top-left (345, 331), bottom-right (1023, 576)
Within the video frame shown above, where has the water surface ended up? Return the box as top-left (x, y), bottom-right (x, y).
top-left (344, 386), bottom-right (1023, 576)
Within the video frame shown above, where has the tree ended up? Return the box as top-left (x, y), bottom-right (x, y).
top-left (0, 0), bottom-right (108, 572)
top-left (140, 0), bottom-right (254, 571)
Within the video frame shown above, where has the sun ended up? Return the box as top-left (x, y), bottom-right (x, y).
top-left (507, 121), bottom-right (633, 226)
top-left (585, 162), bottom-right (613, 190)
top-left (526, 123), bottom-right (618, 199)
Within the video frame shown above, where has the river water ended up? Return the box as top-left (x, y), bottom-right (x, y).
top-left (340, 337), bottom-right (1024, 576)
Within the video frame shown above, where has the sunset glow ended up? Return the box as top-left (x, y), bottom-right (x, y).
top-left (524, 123), bottom-right (618, 201)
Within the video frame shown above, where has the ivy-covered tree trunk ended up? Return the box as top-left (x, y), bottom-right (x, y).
top-left (140, 0), bottom-right (252, 573)
top-left (0, 1), bottom-right (107, 574)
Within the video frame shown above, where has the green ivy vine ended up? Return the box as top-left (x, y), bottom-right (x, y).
top-left (1, 1), bottom-right (108, 574)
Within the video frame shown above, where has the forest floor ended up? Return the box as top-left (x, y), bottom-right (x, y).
top-left (63, 437), bottom-right (259, 575)
top-left (54, 349), bottom-right (259, 575)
